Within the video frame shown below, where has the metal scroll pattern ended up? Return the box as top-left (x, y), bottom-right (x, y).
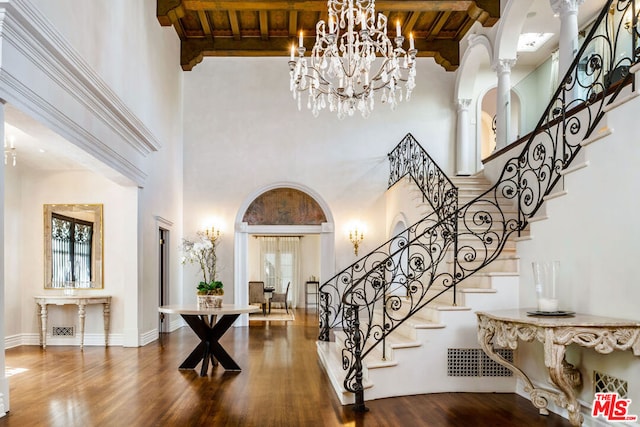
top-left (388, 133), bottom-right (459, 222)
top-left (319, 133), bottom-right (458, 342)
top-left (332, 0), bottom-right (637, 402)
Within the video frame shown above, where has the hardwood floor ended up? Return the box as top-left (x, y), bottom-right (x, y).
top-left (1, 309), bottom-right (571, 426)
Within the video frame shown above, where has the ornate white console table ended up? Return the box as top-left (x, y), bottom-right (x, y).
top-left (34, 295), bottom-right (112, 350)
top-left (477, 309), bottom-right (640, 426)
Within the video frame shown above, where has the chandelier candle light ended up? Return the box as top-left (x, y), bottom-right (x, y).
top-left (289, 0), bottom-right (417, 119)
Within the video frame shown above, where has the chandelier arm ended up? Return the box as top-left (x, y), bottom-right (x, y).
top-left (288, 0), bottom-right (417, 118)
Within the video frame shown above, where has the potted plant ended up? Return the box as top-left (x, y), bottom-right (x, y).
top-left (182, 230), bottom-right (224, 308)
top-left (197, 280), bottom-right (224, 296)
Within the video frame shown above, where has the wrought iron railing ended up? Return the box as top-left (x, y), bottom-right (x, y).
top-left (320, 0), bottom-right (638, 411)
top-left (319, 135), bottom-right (458, 342)
top-left (388, 133), bottom-right (459, 221)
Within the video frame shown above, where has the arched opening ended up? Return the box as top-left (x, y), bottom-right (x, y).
top-left (480, 87), bottom-right (521, 159)
top-left (454, 35), bottom-right (493, 174)
top-left (233, 183), bottom-right (335, 325)
top-left (388, 214), bottom-right (409, 297)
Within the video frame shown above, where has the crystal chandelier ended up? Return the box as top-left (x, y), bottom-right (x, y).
top-left (288, 0), bottom-right (417, 119)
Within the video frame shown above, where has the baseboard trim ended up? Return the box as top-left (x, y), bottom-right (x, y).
top-left (5, 332), bottom-right (124, 348)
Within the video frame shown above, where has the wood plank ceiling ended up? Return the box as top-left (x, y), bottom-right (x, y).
top-left (157, 1), bottom-right (500, 71)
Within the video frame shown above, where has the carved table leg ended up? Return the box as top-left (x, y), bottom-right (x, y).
top-left (39, 303), bottom-right (48, 349)
top-left (478, 315), bottom-right (565, 416)
top-left (545, 337), bottom-right (583, 426)
top-left (103, 302), bottom-right (111, 347)
top-left (78, 303), bottom-right (86, 350)
top-left (478, 321), bottom-right (551, 414)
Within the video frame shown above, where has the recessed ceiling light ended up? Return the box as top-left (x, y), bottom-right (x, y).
top-left (517, 33), bottom-right (553, 52)
top-left (39, 148), bottom-right (46, 153)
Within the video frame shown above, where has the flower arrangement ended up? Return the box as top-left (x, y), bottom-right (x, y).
top-left (181, 230), bottom-right (224, 295)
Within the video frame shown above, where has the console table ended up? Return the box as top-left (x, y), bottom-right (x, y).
top-left (34, 295), bottom-right (112, 350)
top-left (477, 309), bottom-right (640, 426)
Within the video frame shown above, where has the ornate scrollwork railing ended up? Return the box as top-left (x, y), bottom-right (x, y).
top-left (388, 133), bottom-right (459, 221)
top-left (319, 134), bottom-right (458, 342)
top-left (322, 0), bottom-right (638, 411)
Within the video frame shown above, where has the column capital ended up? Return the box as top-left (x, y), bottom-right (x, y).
top-left (457, 98), bottom-right (472, 111)
top-left (550, 0), bottom-right (585, 17)
top-left (492, 58), bottom-right (516, 75)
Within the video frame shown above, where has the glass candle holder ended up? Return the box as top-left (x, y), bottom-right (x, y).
top-left (532, 261), bottom-right (560, 312)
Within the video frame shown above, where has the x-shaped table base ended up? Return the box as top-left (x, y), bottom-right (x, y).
top-left (179, 313), bottom-right (241, 376)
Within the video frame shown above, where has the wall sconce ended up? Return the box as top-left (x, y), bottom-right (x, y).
top-left (4, 135), bottom-right (16, 167)
top-left (349, 226), bottom-right (364, 256)
top-left (202, 226), bottom-right (221, 244)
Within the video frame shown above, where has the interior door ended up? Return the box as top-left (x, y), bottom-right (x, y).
top-left (159, 228), bottom-right (170, 333)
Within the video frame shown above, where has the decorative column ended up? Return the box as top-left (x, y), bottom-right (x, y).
top-left (456, 98), bottom-right (472, 175)
top-left (551, 0), bottom-right (585, 80)
top-left (0, 99), bottom-right (8, 417)
top-left (493, 59), bottom-right (516, 151)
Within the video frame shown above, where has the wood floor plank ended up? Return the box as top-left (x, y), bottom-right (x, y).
top-left (1, 309), bottom-right (571, 426)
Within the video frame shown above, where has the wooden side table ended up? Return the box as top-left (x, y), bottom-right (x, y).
top-left (477, 309), bottom-right (640, 426)
top-left (305, 281), bottom-right (319, 311)
top-left (158, 304), bottom-right (259, 375)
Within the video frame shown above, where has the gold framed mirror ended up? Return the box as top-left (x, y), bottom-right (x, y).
top-left (44, 204), bottom-right (103, 289)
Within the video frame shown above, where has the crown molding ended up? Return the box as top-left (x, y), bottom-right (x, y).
top-left (0, 0), bottom-right (161, 184)
top-left (0, 69), bottom-right (147, 185)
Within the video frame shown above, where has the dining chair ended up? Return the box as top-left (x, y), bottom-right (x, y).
top-left (269, 282), bottom-right (290, 314)
top-left (248, 281), bottom-right (266, 315)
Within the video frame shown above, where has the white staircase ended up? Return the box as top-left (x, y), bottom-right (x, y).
top-left (317, 174), bottom-right (523, 404)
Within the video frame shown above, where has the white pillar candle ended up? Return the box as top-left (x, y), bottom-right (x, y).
top-left (396, 20), bottom-right (401, 37)
top-left (538, 297), bottom-right (559, 312)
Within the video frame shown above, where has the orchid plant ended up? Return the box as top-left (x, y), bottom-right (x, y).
top-left (181, 230), bottom-right (223, 295)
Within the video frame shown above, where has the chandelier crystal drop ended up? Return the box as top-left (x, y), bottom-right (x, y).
top-left (288, 0), bottom-right (417, 119)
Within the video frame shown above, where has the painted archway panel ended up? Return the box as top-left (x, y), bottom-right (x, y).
top-left (242, 188), bottom-right (327, 225)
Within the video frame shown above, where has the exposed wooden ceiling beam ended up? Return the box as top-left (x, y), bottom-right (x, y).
top-left (180, 1), bottom-right (475, 13)
top-left (180, 37), bottom-right (460, 70)
top-left (427, 11), bottom-right (451, 40)
top-left (403, 11), bottom-right (420, 35)
top-left (259, 10), bottom-right (269, 40)
top-left (157, 0), bottom-right (184, 26)
top-left (198, 10), bottom-right (212, 36)
top-left (228, 10), bottom-right (241, 40)
top-left (472, 0), bottom-right (500, 26)
top-left (289, 11), bottom-right (298, 37)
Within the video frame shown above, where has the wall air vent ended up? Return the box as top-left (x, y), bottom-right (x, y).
top-left (447, 348), bottom-right (513, 377)
top-left (52, 326), bottom-right (75, 337)
top-left (594, 371), bottom-right (628, 398)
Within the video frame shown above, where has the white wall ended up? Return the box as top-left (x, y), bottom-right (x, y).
top-left (182, 57), bottom-right (457, 304)
top-left (1, 0), bottom-right (183, 364)
top-left (4, 168), bottom-right (137, 344)
top-left (513, 56), bottom-right (555, 136)
top-left (515, 93), bottom-right (640, 416)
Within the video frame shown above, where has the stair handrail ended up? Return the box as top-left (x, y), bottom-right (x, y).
top-left (318, 134), bottom-right (460, 341)
top-left (324, 0), bottom-right (638, 411)
top-left (387, 132), bottom-right (459, 221)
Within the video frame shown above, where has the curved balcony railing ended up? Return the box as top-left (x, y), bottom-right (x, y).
top-left (388, 133), bottom-right (459, 221)
top-left (322, 0), bottom-right (638, 411)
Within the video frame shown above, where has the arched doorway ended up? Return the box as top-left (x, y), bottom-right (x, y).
top-left (480, 87), bottom-right (521, 159)
top-left (233, 183), bottom-right (335, 325)
top-left (388, 214), bottom-right (409, 297)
